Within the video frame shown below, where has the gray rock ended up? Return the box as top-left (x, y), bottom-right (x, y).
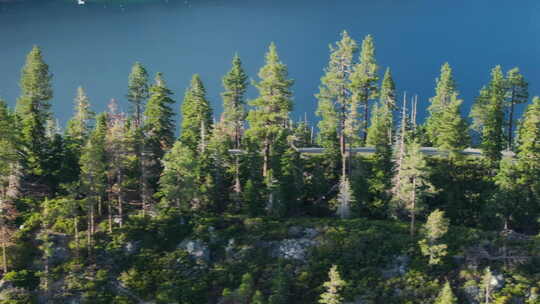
top-left (273, 238), bottom-right (318, 261)
top-left (178, 239), bottom-right (210, 262)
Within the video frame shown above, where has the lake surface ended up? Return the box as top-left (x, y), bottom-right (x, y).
top-left (1, 0), bottom-right (539, 126)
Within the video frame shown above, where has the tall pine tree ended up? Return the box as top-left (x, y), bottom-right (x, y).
top-left (15, 46), bottom-right (53, 180)
top-left (143, 73), bottom-right (176, 202)
top-left (350, 34), bottom-right (379, 144)
top-left (504, 67), bottom-right (528, 150)
top-left (180, 74), bottom-right (213, 152)
top-left (425, 63), bottom-right (457, 144)
top-left (246, 43), bottom-right (294, 179)
top-left (471, 66), bottom-right (506, 168)
top-left (221, 54), bottom-right (248, 149)
top-left (127, 62), bottom-right (149, 128)
top-left (315, 31), bottom-right (357, 177)
top-left (391, 140), bottom-right (434, 236)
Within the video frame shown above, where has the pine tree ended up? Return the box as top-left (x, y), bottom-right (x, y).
top-left (515, 96), bottom-right (540, 172)
top-left (366, 68), bottom-right (395, 149)
top-left (471, 66), bottom-right (506, 168)
top-left (180, 74), bottom-right (213, 152)
top-left (205, 122), bottom-right (235, 213)
top-left (366, 68), bottom-right (395, 169)
top-left (435, 281), bottom-right (458, 304)
top-left (434, 93), bottom-right (469, 156)
top-left (319, 265), bottom-right (346, 304)
top-left (0, 101), bottom-right (18, 273)
top-left (316, 31), bottom-right (357, 177)
top-left (504, 67), bottom-right (528, 150)
top-left (350, 34), bottom-right (379, 144)
top-left (419, 209), bottom-right (449, 265)
top-left (64, 86), bottom-right (95, 183)
top-left (246, 43), bottom-right (294, 179)
top-left (127, 62), bottom-right (149, 128)
top-left (221, 55), bottom-right (249, 200)
top-left (143, 73), bottom-right (176, 206)
top-left (158, 140), bottom-right (198, 211)
top-left (237, 273), bottom-right (254, 303)
top-left (221, 54), bottom-right (248, 148)
top-left (513, 96), bottom-right (540, 226)
top-left (336, 176), bottom-right (354, 219)
top-left (15, 46), bottom-right (53, 179)
top-left (65, 86), bottom-right (94, 144)
top-left (105, 102), bottom-right (129, 228)
top-left (252, 290), bottom-right (265, 304)
top-left (268, 263), bottom-right (290, 304)
top-left (494, 159), bottom-right (520, 228)
top-left (391, 140), bottom-right (434, 236)
top-left (481, 267), bottom-right (494, 304)
top-left (80, 113), bottom-right (107, 242)
top-left (425, 63), bottom-right (457, 144)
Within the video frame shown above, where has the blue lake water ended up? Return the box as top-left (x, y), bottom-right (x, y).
top-left (1, 0), bottom-right (539, 126)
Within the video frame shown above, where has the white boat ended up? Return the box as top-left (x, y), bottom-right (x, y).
top-left (77, 0), bottom-right (86, 5)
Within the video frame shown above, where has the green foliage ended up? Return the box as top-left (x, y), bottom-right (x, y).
top-left (180, 74), bottom-right (213, 152)
top-left (419, 209), bottom-right (449, 265)
top-left (471, 66), bottom-right (506, 168)
top-left (268, 263), bottom-right (291, 304)
top-left (158, 140), bottom-right (198, 210)
top-left (425, 63), bottom-right (457, 144)
top-left (505, 67), bottom-right (528, 149)
top-left (127, 62), bottom-right (149, 126)
top-left (2, 39), bottom-right (540, 304)
top-left (319, 265), bottom-right (346, 304)
top-left (246, 43), bottom-right (294, 180)
top-left (391, 140), bottom-right (434, 235)
top-left (316, 31), bottom-right (356, 149)
top-left (350, 34), bottom-right (379, 144)
top-left (221, 54), bottom-right (248, 148)
top-left (15, 46), bottom-right (53, 179)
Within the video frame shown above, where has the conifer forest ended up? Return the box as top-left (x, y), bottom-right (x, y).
top-left (1, 29), bottom-right (540, 303)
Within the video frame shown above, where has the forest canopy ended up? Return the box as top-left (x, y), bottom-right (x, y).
top-left (0, 32), bottom-right (539, 303)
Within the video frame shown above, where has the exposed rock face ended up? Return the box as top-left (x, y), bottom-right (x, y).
top-left (274, 238), bottom-right (318, 260)
top-left (381, 255), bottom-right (409, 278)
top-left (178, 240), bottom-right (210, 262)
top-left (266, 227), bottom-right (321, 261)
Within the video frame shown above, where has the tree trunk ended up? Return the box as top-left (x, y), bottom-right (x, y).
top-left (118, 171), bottom-right (124, 228)
top-left (362, 89), bottom-right (369, 144)
top-left (98, 196), bottom-right (102, 216)
top-left (90, 200), bottom-right (95, 235)
top-left (108, 200), bottom-right (113, 234)
top-left (410, 178), bottom-right (417, 237)
top-left (74, 216), bottom-right (79, 258)
top-left (1, 230), bottom-right (7, 273)
top-left (87, 214), bottom-right (92, 256)
top-left (507, 101), bottom-right (515, 150)
top-left (263, 136), bottom-right (270, 178)
top-left (141, 150), bottom-right (148, 217)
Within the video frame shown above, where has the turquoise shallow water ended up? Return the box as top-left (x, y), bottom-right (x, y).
top-left (1, 0), bottom-right (539, 126)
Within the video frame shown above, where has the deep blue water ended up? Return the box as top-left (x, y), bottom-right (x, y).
top-left (1, 0), bottom-right (539, 127)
